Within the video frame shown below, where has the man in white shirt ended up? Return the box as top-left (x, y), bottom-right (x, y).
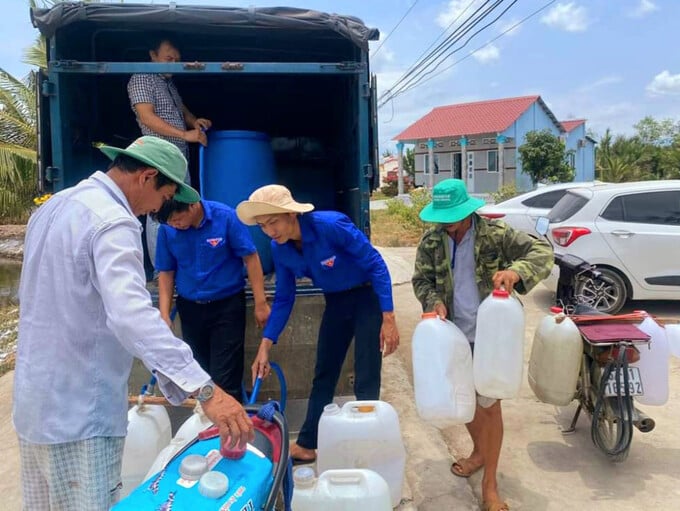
top-left (13, 136), bottom-right (253, 510)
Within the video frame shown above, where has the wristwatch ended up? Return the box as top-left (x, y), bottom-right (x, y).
top-left (196, 380), bottom-right (215, 403)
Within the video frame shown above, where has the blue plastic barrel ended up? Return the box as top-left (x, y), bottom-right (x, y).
top-left (200, 131), bottom-right (276, 274)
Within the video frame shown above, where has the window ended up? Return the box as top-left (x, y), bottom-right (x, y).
top-left (567, 153), bottom-right (576, 169)
top-left (424, 154), bottom-right (440, 174)
top-left (522, 189), bottom-right (568, 209)
top-left (452, 152), bottom-right (462, 179)
top-left (548, 191), bottom-right (590, 223)
top-left (487, 150), bottom-right (498, 173)
top-left (601, 191), bottom-right (680, 225)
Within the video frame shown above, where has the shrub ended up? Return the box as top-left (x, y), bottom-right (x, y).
top-left (490, 183), bottom-right (519, 204)
top-left (385, 187), bottom-right (431, 235)
top-left (380, 170), bottom-right (412, 197)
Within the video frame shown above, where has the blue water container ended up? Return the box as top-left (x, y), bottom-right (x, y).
top-left (200, 131), bottom-right (276, 274)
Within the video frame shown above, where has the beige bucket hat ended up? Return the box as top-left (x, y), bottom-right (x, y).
top-left (236, 184), bottom-right (315, 225)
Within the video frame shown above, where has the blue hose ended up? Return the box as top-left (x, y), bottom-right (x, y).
top-left (242, 361), bottom-right (287, 412)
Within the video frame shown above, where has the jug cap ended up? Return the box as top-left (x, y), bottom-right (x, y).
top-left (198, 471), bottom-right (229, 499)
top-left (220, 437), bottom-right (247, 460)
top-left (549, 306), bottom-right (563, 314)
top-left (492, 289), bottom-right (509, 298)
top-left (179, 454), bottom-right (209, 481)
top-left (293, 466), bottom-right (316, 487)
top-left (323, 403), bottom-right (341, 415)
top-left (421, 312), bottom-right (438, 319)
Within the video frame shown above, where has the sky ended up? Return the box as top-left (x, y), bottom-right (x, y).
top-left (2, 0), bottom-right (680, 152)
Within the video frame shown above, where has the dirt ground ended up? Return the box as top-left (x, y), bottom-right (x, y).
top-left (0, 225), bottom-right (25, 240)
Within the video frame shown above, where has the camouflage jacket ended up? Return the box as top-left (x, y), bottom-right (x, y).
top-left (412, 214), bottom-right (553, 318)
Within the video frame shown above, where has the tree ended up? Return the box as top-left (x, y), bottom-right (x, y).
top-left (518, 129), bottom-right (574, 185)
top-left (0, 69), bottom-right (38, 219)
top-left (634, 116), bottom-right (680, 146)
top-left (403, 147), bottom-right (415, 178)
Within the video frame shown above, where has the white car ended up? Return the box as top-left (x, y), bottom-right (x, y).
top-left (539, 180), bottom-right (680, 314)
top-left (478, 182), bottom-right (602, 237)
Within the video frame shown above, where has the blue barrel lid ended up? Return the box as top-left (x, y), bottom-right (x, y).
top-left (210, 130), bottom-right (270, 142)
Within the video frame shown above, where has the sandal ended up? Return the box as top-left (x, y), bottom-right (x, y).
top-left (450, 457), bottom-right (483, 478)
top-left (484, 501), bottom-right (509, 511)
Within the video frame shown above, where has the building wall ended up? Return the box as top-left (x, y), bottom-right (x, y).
top-left (502, 102), bottom-right (564, 191)
top-left (564, 124), bottom-right (596, 182)
top-left (412, 134), bottom-right (517, 191)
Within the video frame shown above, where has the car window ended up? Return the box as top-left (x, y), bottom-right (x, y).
top-left (602, 190), bottom-right (680, 225)
top-left (521, 189), bottom-right (568, 208)
top-left (548, 191), bottom-right (589, 222)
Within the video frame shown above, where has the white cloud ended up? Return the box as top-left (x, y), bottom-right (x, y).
top-left (497, 18), bottom-right (522, 36)
top-left (437, 0), bottom-right (483, 29)
top-left (541, 2), bottom-right (590, 32)
top-left (628, 0), bottom-right (658, 18)
top-left (646, 70), bottom-right (680, 97)
top-left (577, 75), bottom-right (623, 93)
top-left (472, 44), bottom-right (500, 63)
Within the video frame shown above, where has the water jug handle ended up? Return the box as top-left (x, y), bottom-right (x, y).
top-left (327, 472), bottom-right (364, 486)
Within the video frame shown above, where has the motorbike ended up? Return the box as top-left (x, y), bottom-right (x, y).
top-left (553, 252), bottom-right (655, 462)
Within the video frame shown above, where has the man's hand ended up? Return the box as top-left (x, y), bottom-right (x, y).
top-left (379, 312), bottom-right (400, 357)
top-left (492, 270), bottom-right (521, 293)
top-left (193, 118), bottom-right (212, 131)
top-left (200, 385), bottom-right (254, 449)
top-left (251, 339), bottom-right (273, 383)
top-left (160, 313), bottom-right (173, 330)
top-left (254, 301), bottom-right (271, 329)
top-left (184, 128), bottom-right (208, 146)
top-left (433, 302), bottom-right (448, 319)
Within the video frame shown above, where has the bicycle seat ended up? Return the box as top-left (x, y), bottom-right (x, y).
top-left (578, 323), bottom-right (650, 343)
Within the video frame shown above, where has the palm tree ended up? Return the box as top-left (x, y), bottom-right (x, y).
top-left (0, 69), bottom-right (37, 220)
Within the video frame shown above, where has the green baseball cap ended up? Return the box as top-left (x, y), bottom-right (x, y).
top-left (419, 178), bottom-right (485, 224)
top-left (99, 136), bottom-right (200, 203)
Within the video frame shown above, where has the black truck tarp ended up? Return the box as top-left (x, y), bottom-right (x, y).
top-left (30, 2), bottom-right (379, 50)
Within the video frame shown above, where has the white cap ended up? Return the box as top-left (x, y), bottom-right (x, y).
top-left (198, 471), bottom-right (229, 499)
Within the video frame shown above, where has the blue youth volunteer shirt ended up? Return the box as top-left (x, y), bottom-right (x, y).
top-left (155, 200), bottom-right (256, 301)
top-left (262, 211), bottom-right (393, 342)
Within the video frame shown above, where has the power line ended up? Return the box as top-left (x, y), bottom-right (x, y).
top-left (397, 0), bottom-right (558, 96)
top-left (379, 0), bottom-right (509, 108)
top-left (378, 0), bottom-right (490, 102)
top-left (394, 0), bottom-right (519, 99)
top-left (372, 0), bottom-right (420, 57)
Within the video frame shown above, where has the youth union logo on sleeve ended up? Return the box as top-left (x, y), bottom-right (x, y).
top-left (320, 256), bottom-right (336, 268)
top-left (206, 237), bottom-right (223, 247)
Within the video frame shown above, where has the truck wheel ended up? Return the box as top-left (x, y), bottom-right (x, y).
top-left (576, 267), bottom-right (627, 314)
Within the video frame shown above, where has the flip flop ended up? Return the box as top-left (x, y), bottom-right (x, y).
top-left (450, 457), bottom-right (483, 478)
top-left (291, 456), bottom-right (316, 466)
top-left (484, 501), bottom-right (510, 511)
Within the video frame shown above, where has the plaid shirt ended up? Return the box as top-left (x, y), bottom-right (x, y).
top-left (127, 74), bottom-right (187, 153)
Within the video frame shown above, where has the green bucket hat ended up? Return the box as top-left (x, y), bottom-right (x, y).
top-left (419, 178), bottom-right (485, 223)
top-left (99, 136), bottom-right (200, 203)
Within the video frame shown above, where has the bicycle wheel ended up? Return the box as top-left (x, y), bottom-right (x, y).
top-left (589, 363), bottom-right (633, 462)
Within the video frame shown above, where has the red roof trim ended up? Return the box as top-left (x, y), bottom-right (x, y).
top-left (560, 119), bottom-right (586, 133)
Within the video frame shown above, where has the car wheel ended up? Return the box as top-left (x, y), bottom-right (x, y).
top-left (575, 267), bottom-right (627, 314)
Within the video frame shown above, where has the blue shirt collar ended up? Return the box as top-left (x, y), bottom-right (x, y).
top-left (197, 200), bottom-right (212, 229)
top-left (298, 213), bottom-right (317, 243)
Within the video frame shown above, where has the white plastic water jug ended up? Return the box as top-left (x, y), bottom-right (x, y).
top-left (120, 403), bottom-right (172, 497)
top-left (144, 404), bottom-right (214, 480)
top-left (666, 324), bottom-right (680, 359)
top-left (412, 312), bottom-right (475, 425)
top-left (317, 401), bottom-right (406, 507)
top-left (473, 289), bottom-right (525, 399)
top-left (292, 467), bottom-right (392, 511)
top-left (528, 306), bottom-right (582, 406)
top-left (633, 313), bottom-right (669, 406)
